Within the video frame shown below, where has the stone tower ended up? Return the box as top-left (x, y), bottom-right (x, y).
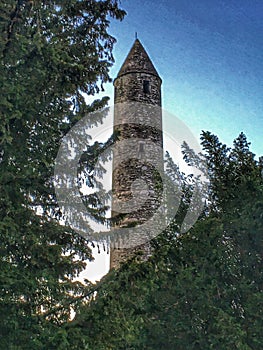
top-left (110, 39), bottom-right (163, 269)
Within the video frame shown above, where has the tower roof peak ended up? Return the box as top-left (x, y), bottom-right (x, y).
top-left (116, 39), bottom-right (160, 79)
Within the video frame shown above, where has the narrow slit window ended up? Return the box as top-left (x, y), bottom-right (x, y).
top-left (143, 80), bottom-right (150, 94)
top-left (138, 141), bottom-right (145, 158)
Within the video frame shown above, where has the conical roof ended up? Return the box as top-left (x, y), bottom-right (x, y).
top-left (116, 39), bottom-right (160, 79)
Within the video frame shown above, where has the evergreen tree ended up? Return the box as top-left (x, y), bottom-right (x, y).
top-left (0, 1), bottom-right (125, 348)
top-left (64, 132), bottom-right (262, 350)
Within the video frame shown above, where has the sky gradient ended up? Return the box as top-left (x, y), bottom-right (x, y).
top-left (83, 0), bottom-right (263, 280)
top-left (99, 0), bottom-right (262, 156)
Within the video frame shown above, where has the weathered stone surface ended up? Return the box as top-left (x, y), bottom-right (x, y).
top-left (110, 39), bottom-right (163, 269)
top-left (116, 39), bottom-right (160, 79)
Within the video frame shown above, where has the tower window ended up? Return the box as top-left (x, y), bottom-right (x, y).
top-left (138, 141), bottom-right (145, 158)
top-left (143, 80), bottom-right (150, 94)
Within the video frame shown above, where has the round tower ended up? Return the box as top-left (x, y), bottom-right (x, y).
top-left (110, 39), bottom-right (163, 269)
top-left (114, 38), bottom-right (162, 106)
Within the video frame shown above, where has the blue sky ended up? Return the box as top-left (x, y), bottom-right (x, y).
top-left (83, 1), bottom-right (262, 279)
top-left (99, 0), bottom-right (263, 157)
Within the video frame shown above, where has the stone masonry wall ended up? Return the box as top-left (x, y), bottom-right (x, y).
top-left (110, 40), bottom-right (163, 269)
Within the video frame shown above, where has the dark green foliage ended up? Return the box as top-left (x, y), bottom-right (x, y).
top-left (1, 3), bottom-right (262, 348)
top-left (64, 132), bottom-right (262, 350)
top-left (0, 1), bottom-right (125, 348)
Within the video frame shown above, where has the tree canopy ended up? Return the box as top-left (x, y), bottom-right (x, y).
top-left (0, 2), bottom-right (262, 349)
top-left (63, 132), bottom-right (262, 350)
top-left (0, 1), bottom-right (125, 348)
